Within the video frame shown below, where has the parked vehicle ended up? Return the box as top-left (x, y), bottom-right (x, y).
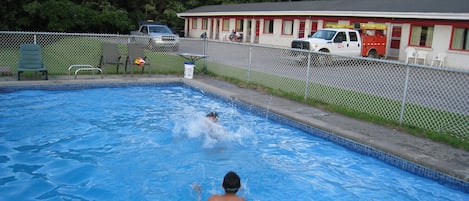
top-left (291, 23), bottom-right (387, 58)
top-left (131, 20), bottom-right (179, 51)
top-left (171, 27), bottom-right (185, 37)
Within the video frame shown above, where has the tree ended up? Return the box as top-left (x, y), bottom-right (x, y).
top-left (92, 2), bottom-right (133, 33)
top-left (0, 0), bottom-right (297, 33)
top-left (0, 0), bottom-right (28, 30)
top-left (23, 0), bottom-right (96, 32)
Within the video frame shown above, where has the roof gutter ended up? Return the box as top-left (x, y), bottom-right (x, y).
top-left (177, 11), bottom-right (469, 20)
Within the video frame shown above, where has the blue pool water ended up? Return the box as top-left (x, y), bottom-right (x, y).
top-left (0, 83), bottom-right (467, 201)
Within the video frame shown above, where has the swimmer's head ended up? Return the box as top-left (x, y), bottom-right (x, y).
top-left (206, 112), bottom-right (219, 122)
top-left (222, 171), bottom-right (241, 193)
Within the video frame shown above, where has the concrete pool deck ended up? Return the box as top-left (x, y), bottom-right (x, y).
top-left (0, 74), bottom-right (468, 186)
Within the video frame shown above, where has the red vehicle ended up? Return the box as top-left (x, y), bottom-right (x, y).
top-left (357, 23), bottom-right (387, 58)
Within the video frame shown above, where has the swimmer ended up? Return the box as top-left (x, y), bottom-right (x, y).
top-left (208, 171), bottom-right (245, 201)
top-left (206, 112), bottom-right (219, 123)
top-left (205, 112), bottom-right (225, 141)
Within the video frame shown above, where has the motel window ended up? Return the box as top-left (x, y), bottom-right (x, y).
top-left (264, 20), bottom-right (274, 34)
top-left (410, 25), bottom-right (434, 47)
top-left (191, 18), bottom-right (198, 29)
top-left (282, 20), bottom-right (294, 35)
top-left (222, 19), bottom-right (229, 31)
top-left (236, 19), bottom-right (244, 32)
top-left (202, 18), bottom-right (208, 30)
top-left (451, 27), bottom-right (469, 51)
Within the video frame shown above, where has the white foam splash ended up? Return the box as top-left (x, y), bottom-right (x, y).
top-left (172, 113), bottom-right (254, 148)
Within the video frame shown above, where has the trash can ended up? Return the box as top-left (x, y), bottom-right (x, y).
top-left (184, 62), bottom-right (195, 79)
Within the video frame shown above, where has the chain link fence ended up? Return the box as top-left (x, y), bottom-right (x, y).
top-left (0, 31), bottom-right (467, 140)
top-left (203, 40), bottom-right (468, 140)
top-left (0, 31), bottom-right (207, 77)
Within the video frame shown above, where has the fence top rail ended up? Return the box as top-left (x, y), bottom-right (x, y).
top-left (0, 31), bottom-right (128, 38)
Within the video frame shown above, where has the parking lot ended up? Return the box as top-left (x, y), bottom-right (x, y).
top-left (179, 39), bottom-right (468, 116)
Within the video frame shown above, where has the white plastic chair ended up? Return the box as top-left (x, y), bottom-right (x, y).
top-left (405, 47), bottom-right (417, 64)
top-left (431, 52), bottom-right (447, 67)
top-left (415, 51), bottom-right (428, 65)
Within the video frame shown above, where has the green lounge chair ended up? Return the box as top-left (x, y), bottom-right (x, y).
top-left (99, 43), bottom-right (125, 74)
top-left (125, 43), bottom-right (151, 75)
top-left (17, 44), bottom-right (48, 80)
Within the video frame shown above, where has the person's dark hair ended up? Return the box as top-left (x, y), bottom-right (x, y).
top-left (222, 171), bottom-right (241, 193)
top-left (206, 112), bottom-right (218, 118)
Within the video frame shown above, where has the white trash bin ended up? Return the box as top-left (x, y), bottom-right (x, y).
top-left (184, 62), bottom-right (195, 79)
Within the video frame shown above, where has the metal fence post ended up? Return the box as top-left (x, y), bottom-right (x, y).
top-left (203, 36), bottom-right (208, 72)
top-left (399, 65), bottom-right (411, 126)
top-left (248, 47), bottom-right (252, 83)
top-left (304, 51), bottom-right (312, 100)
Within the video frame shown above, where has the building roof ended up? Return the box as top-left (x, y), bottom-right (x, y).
top-left (177, 0), bottom-right (469, 20)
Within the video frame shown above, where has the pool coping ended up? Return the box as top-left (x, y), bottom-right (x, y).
top-left (0, 75), bottom-right (468, 193)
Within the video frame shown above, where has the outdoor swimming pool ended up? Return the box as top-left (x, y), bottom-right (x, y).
top-left (0, 83), bottom-right (467, 201)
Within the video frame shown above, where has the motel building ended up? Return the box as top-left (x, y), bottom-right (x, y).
top-left (176, 0), bottom-right (469, 70)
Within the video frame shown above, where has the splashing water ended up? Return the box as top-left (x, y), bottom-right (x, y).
top-left (172, 112), bottom-right (254, 148)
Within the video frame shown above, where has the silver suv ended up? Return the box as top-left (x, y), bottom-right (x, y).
top-left (131, 22), bottom-right (179, 51)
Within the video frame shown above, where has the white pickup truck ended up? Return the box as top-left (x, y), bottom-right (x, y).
top-left (291, 28), bottom-right (362, 57)
top-left (291, 24), bottom-right (387, 59)
top-left (131, 22), bottom-right (179, 51)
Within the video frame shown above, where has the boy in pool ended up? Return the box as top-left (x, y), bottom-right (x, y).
top-left (208, 171), bottom-right (245, 201)
top-left (206, 112), bottom-right (219, 123)
top-left (205, 112), bottom-right (224, 143)
top-left (205, 112), bottom-right (224, 142)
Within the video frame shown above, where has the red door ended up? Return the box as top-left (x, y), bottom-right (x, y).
top-left (310, 21), bottom-right (318, 36)
top-left (255, 20), bottom-right (260, 37)
top-left (299, 21), bottom-right (305, 38)
top-left (255, 20), bottom-right (260, 43)
top-left (389, 25), bottom-right (402, 59)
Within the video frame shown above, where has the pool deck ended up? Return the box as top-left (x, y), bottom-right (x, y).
top-left (0, 74), bottom-right (468, 185)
